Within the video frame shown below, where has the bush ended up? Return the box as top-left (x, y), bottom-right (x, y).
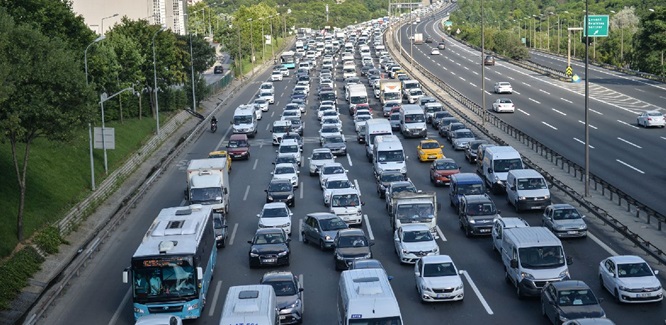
top-left (0, 246), bottom-right (44, 310)
top-left (34, 226), bottom-right (67, 255)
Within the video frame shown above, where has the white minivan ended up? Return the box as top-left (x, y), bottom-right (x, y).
top-left (505, 169), bottom-right (551, 212)
top-left (219, 285), bottom-right (278, 325)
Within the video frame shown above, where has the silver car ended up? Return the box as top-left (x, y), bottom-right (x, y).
top-left (451, 129), bottom-right (476, 150)
top-left (260, 271), bottom-right (304, 324)
top-left (302, 212), bottom-right (349, 250)
top-left (541, 204), bottom-right (587, 238)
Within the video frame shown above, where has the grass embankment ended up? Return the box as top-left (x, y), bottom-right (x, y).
top-left (0, 117), bottom-right (161, 309)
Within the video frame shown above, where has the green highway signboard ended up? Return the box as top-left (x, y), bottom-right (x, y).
top-left (584, 15), bottom-right (609, 37)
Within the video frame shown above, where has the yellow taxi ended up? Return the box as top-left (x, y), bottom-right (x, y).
top-left (208, 150), bottom-right (232, 172)
top-left (417, 139), bottom-right (444, 162)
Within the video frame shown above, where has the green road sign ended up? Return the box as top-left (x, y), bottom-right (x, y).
top-left (584, 15), bottom-right (609, 37)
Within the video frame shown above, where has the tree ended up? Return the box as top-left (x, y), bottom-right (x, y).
top-left (632, 7), bottom-right (666, 76)
top-left (0, 11), bottom-right (95, 242)
top-left (181, 33), bottom-right (216, 109)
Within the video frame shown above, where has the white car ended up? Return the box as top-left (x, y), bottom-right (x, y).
top-left (280, 67), bottom-right (290, 76)
top-left (253, 98), bottom-right (269, 112)
top-left (319, 124), bottom-right (343, 141)
top-left (406, 88), bottom-right (424, 104)
top-left (637, 110), bottom-right (665, 128)
top-left (492, 98), bottom-right (515, 113)
top-left (271, 70), bottom-right (283, 81)
top-left (493, 82), bottom-right (513, 94)
top-left (322, 175), bottom-right (355, 206)
top-left (430, 48), bottom-right (440, 55)
top-left (354, 114), bottom-right (373, 133)
top-left (257, 202), bottom-right (293, 236)
top-left (259, 90), bottom-right (275, 104)
top-left (294, 84), bottom-right (310, 96)
top-left (308, 148), bottom-right (335, 176)
top-left (260, 82), bottom-right (274, 93)
top-left (318, 162), bottom-right (348, 189)
top-left (415, 255), bottom-right (464, 302)
top-left (271, 163), bottom-right (300, 188)
top-left (318, 105), bottom-right (337, 120)
top-left (598, 255), bottom-right (663, 303)
top-left (321, 117), bottom-right (342, 129)
top-left (394, 224), bottom-right (439, 264)
top-left (277, 139), bottom-right (301, 166)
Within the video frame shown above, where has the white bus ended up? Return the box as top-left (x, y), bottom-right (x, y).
top-left (123, 205), bottom-right (217, 321)
top-left (338, 269), bottom-right (403, 325)
top-left (281, 50), bottom-right (296, 69)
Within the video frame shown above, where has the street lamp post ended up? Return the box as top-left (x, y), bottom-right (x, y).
top-left (532, 15), bottom-right (537, 49)
top-left (100, 13), bottom-right (119, 35)
top-left (84, 35), bottom-right (106, 190)
top-left (189, 33), bottom-right (197, 112)
top-left (248, 18), bottom-right (255, 74)
top-left (152, 26), bottom-right (166, 136)
top-left (547, 12), bottom-right (553, 51)
top-left (99, 87), bottom-right (136, 174)
top-left (481, 0), bottom-right (486, 126)
top-left (259, 17), bottom-right (266, 60)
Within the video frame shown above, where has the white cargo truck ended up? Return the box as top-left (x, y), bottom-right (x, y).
top-left (185, 158), bottom-right (230, 214)
top-left (379, 80), bottom-right (402, 105)
top-left (389, 192), bottom-right (440, 237)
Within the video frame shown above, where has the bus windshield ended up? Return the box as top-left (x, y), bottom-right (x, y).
top-left (132, 257), bottom-right (197, 302)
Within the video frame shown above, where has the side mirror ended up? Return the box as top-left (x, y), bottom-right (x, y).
top-left (654, 270), bottom-right (659, 275)
top-left (510, 259), bottom-right (518, 269)
top-left (223, 188), bottom-right (228, 195)
top-left (509, 186), bottom-right (515, 191)
top-left (566, 256), bottom-right (574, 265)
top-left (388, 275), bottom-right (394, 281)
top-left (361, 201), bottom-right (366, 206)
top-left (257, 214), bottom-right (261, 218)
top-left (497, 210), bottom-right (502, 214)
top-left (197, 267), bottom-right (203, 280)
top-left (229, 121), bottom-right (233, 125)
top-left (299, 288), bottom-right (304, 292)
top-left (247, 240), bottom-right (253, 244)
top-left (122, 269), bottom-right (129, 284)
top-left (264, 189), bottom-right (268, 192)
top-left (369, 242), bottom-right (375, 246)
top-left (487, 168), bottom-right (493, 174)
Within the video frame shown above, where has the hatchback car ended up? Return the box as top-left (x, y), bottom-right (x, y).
top-left (265, 178), bottom-right (295, 207)
top-left (394, 224), bottom-right (439, 264)
top-left (429, 158), bottom-right (460, 186)
top-left (257, 202), bottom-right (293, 236)
top-left (302, 212), bottom-right (349, 250)
top-left (484, 55), bottom-right (496, 66)
top-left (334, 229), bottom-right (373, 270)
top-left (542, 204), bottom-right (588, 238)
top-left (541, 280), bottom-right (605, 324)
top-left (598, 255), bottom-right (663, 303)
top-left (437, 42), bottom-right (446, 50)
top-left (226, 134), bottom-right (250, 160)
top-left (321, 134), bottom-right (347, 156)
top-left (248, 228), bottom-right (290, 268)
top-left (271, 70), bottom-right (284, 81)
top-left (637, 110), bottom-right (665, 128)
top-left (376, 171), bottom-right (408, 198)
top-left (415, 255), bottom-right (464, 302)
top-left (417, 139), bottom-right (444, 162)
top-left (260, 272), bottom-right (304, 324)
top-left (464, 140), bottom-right (489, 163)
top-left (430, 48), bottom-right (440, 55)
top-left (272, 163), bottom-right (299, 188)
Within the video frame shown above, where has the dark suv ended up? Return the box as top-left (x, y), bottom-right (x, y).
top-left (458, 194), bottom-right (500, 237)
top-left (333, 229), bottom-right (373, 270)
top-left (265, 178), bottom-right (295, 207)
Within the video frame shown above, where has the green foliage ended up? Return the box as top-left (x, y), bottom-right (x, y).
top-left (34, 226), bottom-right (67, 255)
top-left (633, 7), bottom-right (666, 76)
top-left (0, 246), bottom-right (44, 310)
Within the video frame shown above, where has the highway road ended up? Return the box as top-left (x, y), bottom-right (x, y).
top-left (398, 11), bottom-right (666, 215)
top-left (39, 17), bottom-right (665, 325)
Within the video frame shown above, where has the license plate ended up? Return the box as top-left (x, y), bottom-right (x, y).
top-left (480, 229), bottom-right (490, 233)
top-left (262, 258), bottom-right (276, 263)
top-left (530, 206), bottom-right (541, 210)
top-left (279, 316), bottom-right (287, 320)
top-left (637, 293), bottom-right (652, 298)
top-left (428, 155), bottom-right (436, 159)
top-left (567, 231), bottom-right (578, 235)
top-left (436, 293), bottom-right (447, 298)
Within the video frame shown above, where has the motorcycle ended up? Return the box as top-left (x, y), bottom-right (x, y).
top-left (211, 120), bottom-right (218, 133)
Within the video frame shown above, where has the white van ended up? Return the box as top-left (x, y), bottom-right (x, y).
top-left (399, 104), bottom-right (427, 138)
top-left (491, 216), bottom-right (529, 253)
top-left (271, 120), bottom-right (292, 146)
top-left (219, 285), bottom-right (278, 325)
top-left (481, 146), bottom-right (523, 194)
top-left (329, 188), bottom-right (363, 226)
top-left (338, 269), bottom-right (402, 325)
top-left (231, 104), bottom-right (258, 137)
top-left (372, 135), bottom-right (406, 176)
top-left (501, 227), bottom-right (572, 297)
top-left (364, 119), bottom-right (393, 160)
top-left (506, 169), bottom-right (552, 212)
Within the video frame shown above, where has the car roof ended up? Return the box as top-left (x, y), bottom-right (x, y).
top-left (260, 271), bottom-right (296, 283)
top-left (421, 255), bottom-right (453, 264)
top-left (262, 202), bottom-right (288, 209)
top-left (549, 203), bottom-right (576, 210)
top-left (551, 280), bottom-right (591, 291)
top-left (462, 194), bottom-right (492, 203)
top-left (326, 174), bottom-right (350, 182)
top-left (608, 255), bottom-right (647, 264)
top-left (307, 212), bottom-right (340, 220)
top-left (275, 163), bottom-right (297, 169)
top-left (433, 158), bottom-right (456, 164)
top-left (399, 224), bottom-right (431, 232)
top-left (269, 178), bottom-right (292, 185)
top-left (338, 228), bottom-right (366, 236)
top-left (255, 227), bottom-right (285, 235)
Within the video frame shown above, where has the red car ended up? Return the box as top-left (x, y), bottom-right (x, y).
top-left (226, 134), bottom-right (251, 160)
top-left (429, 158), bottom-right (460, 186)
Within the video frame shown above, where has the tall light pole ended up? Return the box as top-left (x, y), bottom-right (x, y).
top-left (248, 18), bottom-right (255, 73)
top-left (532, 15), bottom-right (537, 48)
top-left (547, 12), bottom-right (553, 51)
top-left (152, 26), bottom-right (166, 136)
top-left (189, 33), bottom-right (197, 112)
top-left (584, 2), bottom-right (590, 197)
top-left (259, 17), bottom-right (266, 59)
top-left (270, 14), bottom-right (277, 61)
top-left (84, 35), bottom-right (106, 190)
top-left (99, 88), bottom-right (136, 174)
top-left (100, 13), bottom-right (119, 35)
top-left (481, 0), bottom-right (486, 126)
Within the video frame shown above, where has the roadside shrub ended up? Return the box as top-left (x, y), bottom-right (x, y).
top-left (34, 226), bottom-right (67, 255)
top-left (0, 247), bottom-right (44, 310)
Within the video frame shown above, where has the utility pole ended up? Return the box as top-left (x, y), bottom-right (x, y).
top-left (481, 0), bottom-right (486, 126)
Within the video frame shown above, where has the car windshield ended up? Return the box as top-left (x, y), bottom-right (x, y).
top-left (255, 99), bottom-right (267, 105)
top-left (275, 166), bottom-right (295, 174)
top-left (384, 92), bottom-right (401, 100)
top-left (321, 126), bottom-right (339, 133)
top-left (454, 131), bottom-right (474, 139)
top-left (421, 142), bottom-right (440, 149)
top-left (327, 179), bottom-right (352, 189)
top-left (261, 207), bottom-right (289, 218)
top-left (227, 140), bottom-right (248, 148)
top-left (469, 142), bottom-right (485, 151)
top-left (423, 262), bottom-right (457, 277)
top-left (337, 235), bottom-right (367, 248)
top-left (466, 203), bottom-right (496, 216)
top-left (267, 280), bottom-right (297, 296)
top-left (132, 260), bottom-right (196, 299)
top-left (404, 114), bottom-right (425, 123)
top-left (331, 194), bottom-right (360, 207)
top-left (280, 145), bottom-right (299, 153)
top-left (396, 204), bottom-right (434, 223)
top-left (356, 115), bottom-right (372, 122)
top-left (254, 233), bottom-right (286, 244)
top-left (458, 183), bottom-right (485, 195)
top-left (269, 182), bottom-right (292, 192)
top-left (434, 161), bottom-right (458, 170)
top-left (557, 289), bottom-right (598, 306)
top-left (647, 112), bottom-right (662, 117)
top-left (553, 208), bottom-right (582, 220)
top-left (377, 150), bottom-right (405, 162)
top-left (617, 262), bottom-right (654, 277)
top-left (273, 125), bottom-right (289, 133)
top-left (390, 114), bottom-right (400, 121)
top-left (517, 178), bottom-right (547, 190)
top-left (323, 166), bottom-right (345, 174)
top-left (275, 157), bottom-right (297, 165)
top-left (320, 218), bottom-right (348, 231)
top-left (499, 99), bottom-right (513, 104)
top-left (403, 230), bottom-right (433, 242)
top-left (312, 152), bottom-right (333, 160)
top-left (324, 136), bottom-right (344, 144)
top-left (493, 159), bottom-right (523, 172)
top-left (190, 187), bottom-right (222, 204)
top-left (518, 246), bottom-right (565, 268)
top-left (381, 173), bottom-right (405, 182)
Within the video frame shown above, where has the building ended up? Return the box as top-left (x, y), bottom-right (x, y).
top-left (71, 0), bottom-right (188, 35)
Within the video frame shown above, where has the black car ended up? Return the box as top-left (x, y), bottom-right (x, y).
top-left (375, 170), bottom-right (408, 198)
top-left (484, 55), bottom-right (496, 66)
top-left (541, 281), bottom-right (605, 325)
top-left (445, 122), bottom-right (467, 141)
top-left (213, 65), bottom-right (224, 74)
top-left (425, 36), bottom-right (434, 43)
top-left (465, 140), bottom-right (489, 163)
top-left (248, 228), bottom-right (291, 268)
top-left (260, 271), bottom-right (304, 324)
top-left (213, 212), bottom-right (228, 248)
top-left (458, 194), bottom-right (499, 237)
top-left (334, 229), bottom-right (373, 270)
top-left (265, 178), bottom-right (295, 207)
top-left (437, 117), bottom-right (460, 137)
top-left (431, 111), bottom-right (453, 128)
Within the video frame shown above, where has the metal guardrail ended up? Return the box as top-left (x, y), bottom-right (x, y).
top-left (385, 19), bottom-right (666, 265)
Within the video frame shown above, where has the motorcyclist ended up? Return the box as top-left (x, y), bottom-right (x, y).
top-left (211, 116), bottom-right (218, 132)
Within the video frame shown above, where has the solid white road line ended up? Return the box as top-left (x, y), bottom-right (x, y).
top-left (617, 137), bottom-right (642, 149)
top-left (109, 289), bottom-right (132, 325)
top-left (541, 121), bottom-right (558, 130)
top-left (347, 153), bottom-right (353, 166)
top-left (243, 185), bottom-right (250, 200)
top-left (354, 179), bottom-right (361, 196)
top-left (364, 214), bottom-right (374, 241)
top-left (229, 223), bottom-right (238, 245)
top-left (573, 138), bottom-right (595, 149)
top-left (208, 280), bottom-right (223, 316)
top-left (661, 136), bottom-right (666, 141)
top-left (588, 233), bottom-right (619, 256)
top-left (460, 270), bottom-right (494, 315)
top-left (616, 159), bottom-right (645, 174)
top-left (436, 225), bottom-right (446, 242)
